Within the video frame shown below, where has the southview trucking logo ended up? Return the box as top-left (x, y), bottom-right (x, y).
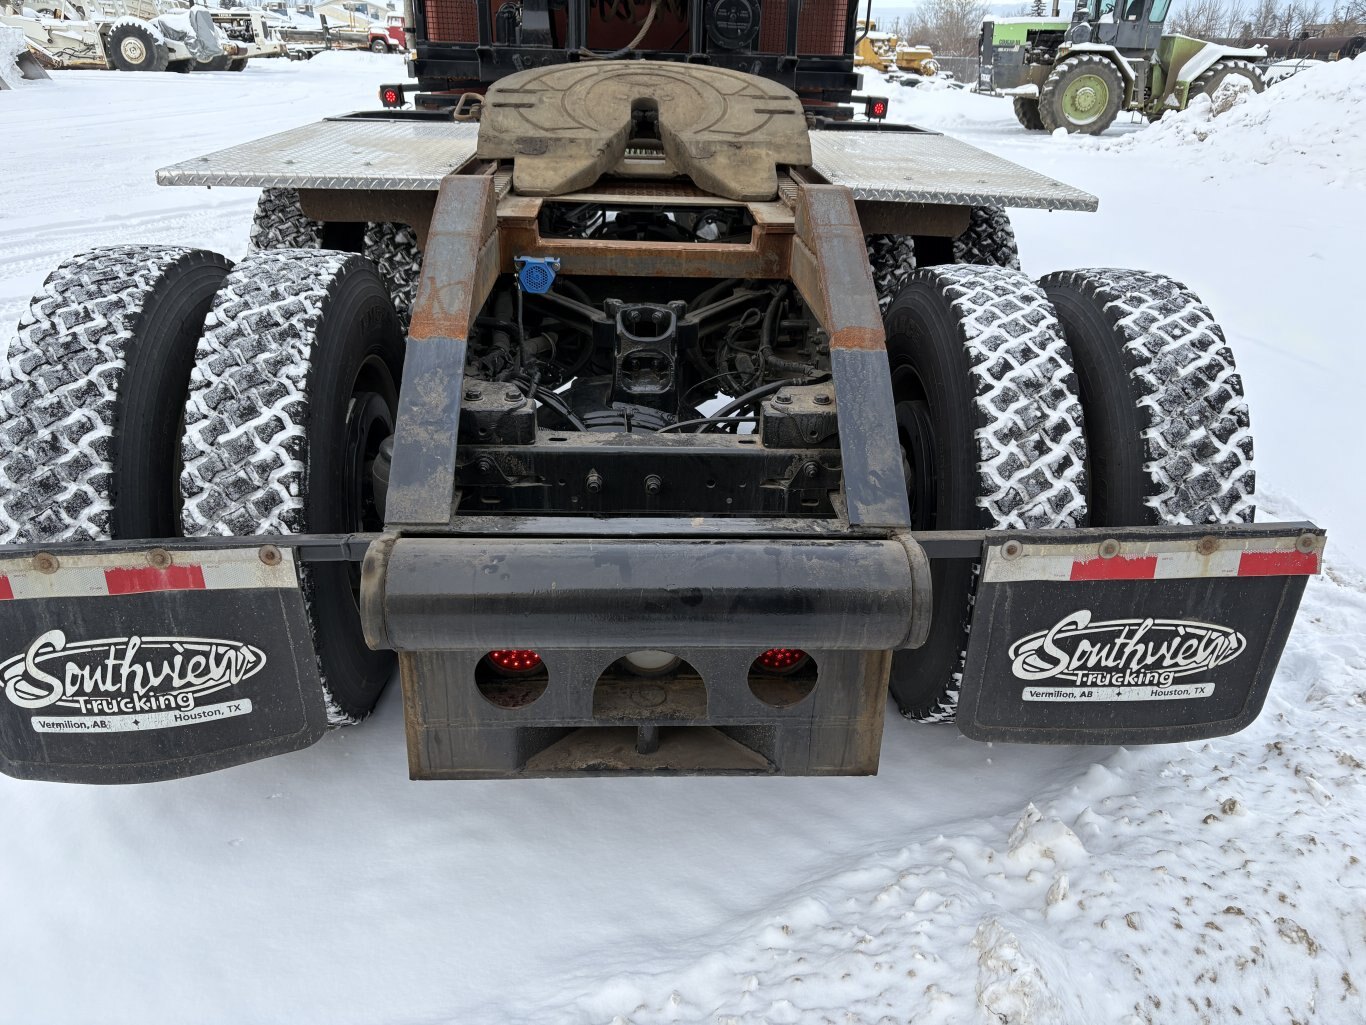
top-left (1, 630), bottom-right (266, 734)
top-left (1009, 611), bottom-right (1247, 702)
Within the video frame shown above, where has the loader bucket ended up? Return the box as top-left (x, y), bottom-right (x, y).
top-left (15, 48), bottom-right (51, 82)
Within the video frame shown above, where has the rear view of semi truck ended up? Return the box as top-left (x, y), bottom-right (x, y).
top-left (0, 0), bottom-right (1322, 784)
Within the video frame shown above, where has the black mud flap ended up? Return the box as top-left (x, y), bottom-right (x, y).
top-left (0, 542), bottom-right (327, 783)
top-left (956, 523), bottom-right (1325, 746)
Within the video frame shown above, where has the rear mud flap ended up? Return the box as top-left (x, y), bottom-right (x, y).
top-left (957, 524), bottom-right (1324, 745)
top-left (0, 543), bottom-right (327, 783)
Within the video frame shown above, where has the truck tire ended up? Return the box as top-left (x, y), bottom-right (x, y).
top-left (1038, 54), bottom-right (1125, 134)
top-left (180, 250), bottom-right (404, 723)
top-left (1013, 96), bottom-right (1045, 130)
top-left (108, 21), bottom-right (169, 73)
top-left (1188, 59), bottom-right (1265, 105)
top-left (867, 208), bottom-right (1021, 310)
top-left (203, 54), bottom-right (231, 71)
top-left (250, 188), bottom-right (422, 329)
top-left (249, 187), bottom-right (323, 250)
top-left (0, 246), bottom-right (230, 543)
top-left (1040, 269), bottom-right (1255, 525)
top-left (883, 266), bottom-right (1088, 722)
top-left (369, 37), bottom-right (389, 52)
top-left (951, 206), bottom-right (1021, 270)
top-left (228, 58), bottom-right (248, 71)
top-left (363, 221), bottom-right (423, 330)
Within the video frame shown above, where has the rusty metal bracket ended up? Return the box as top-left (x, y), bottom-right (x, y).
top-left (789, 182), bottom-right (910, 529)
top-left (384, 173), bottom-right (501, 528)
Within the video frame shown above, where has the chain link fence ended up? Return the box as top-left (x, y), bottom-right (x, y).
top-left (931, 55), bottom-right (980, 86)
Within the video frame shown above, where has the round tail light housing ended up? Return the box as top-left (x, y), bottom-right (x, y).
top-left (484, 649), bottom-right (543, 675)
top-left (754, 648), bottom-right (809, 674)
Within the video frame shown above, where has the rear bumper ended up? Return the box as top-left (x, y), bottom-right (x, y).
top-left (361, 534), bottom-right (933, 653)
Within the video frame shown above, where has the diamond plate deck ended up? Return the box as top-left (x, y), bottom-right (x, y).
top-left (157, 118), bottom-right (1097, 212)
top-left (808, 131), bottom-right (1097, 211)
top-left (156, 119), bottom-right (482, 190)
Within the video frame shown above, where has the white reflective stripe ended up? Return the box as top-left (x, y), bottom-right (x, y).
top-left (0, 547), bottom-right (298, 599)
top-left (1153, 548), bottom-right (1244, 579)
top-left (983, 553), bottom-right (1077, 583)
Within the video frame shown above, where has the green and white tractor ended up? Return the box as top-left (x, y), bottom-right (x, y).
top-left (979, 0), bottom-right (1266, 134)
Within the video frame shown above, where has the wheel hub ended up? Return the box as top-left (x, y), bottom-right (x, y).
top-left (120, 37), bottom-right (146, 63)
top-left (1062, 73), bottom-right (1109, 124)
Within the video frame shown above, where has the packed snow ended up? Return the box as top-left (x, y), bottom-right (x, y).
top-left (1104, 56), bottom-right (1366, 185)
top-left (2, 53), bottom-right (1365, 1025)
top-left (0, 26), bottom-right (30, 90)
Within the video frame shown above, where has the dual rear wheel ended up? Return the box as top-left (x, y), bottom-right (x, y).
top-left (884, 266), bottom-right (1255, 721)
top-left (0, 245), bottom-right (404, 722)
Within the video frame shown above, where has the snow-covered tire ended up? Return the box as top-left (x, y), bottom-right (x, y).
top-left (867, 234), bottom-right (918, 312)
top-left (250, 189), bottom-right (422, 329)
top-left (249, 187), bottom-right (323, 251)
top-left (1040, 269), bottom-right (1255, 525)
top-left (108, 21), bottom-right (169, 73)
top-left (884, 266), bottom-right (1088, 722)
top-left (180, 250), bottom-right (404, 722)
top-left (1189, 59), bottom-right (1265, 105)
top-left (1013, 96), bottom-right (1045, 130)
top-left (951, 206), bottom-right (1020, 269)
top-left (867, 208), bottom-right (1021, 310)
top-left (1038, 54), bottom-right (1124, 135)
top-left (363, 221), bottom-right (423, 330)
top-left (0, 246), bottom-right (230, 544)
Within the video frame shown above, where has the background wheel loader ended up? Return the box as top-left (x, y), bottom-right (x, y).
top-left (0, 0), bottom-right (1322, 785)
top-left (981, 0), bottom-right (1267, 133)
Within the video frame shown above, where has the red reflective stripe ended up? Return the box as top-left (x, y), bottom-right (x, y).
top-left (1070, 555), bottom-right (1158, 581)
top-left (104, 565), bottom-right (207, 595)
top-left (1238, 550), bottom-right (1319, 577)
top-left (0, 576), bottom-right (11, 601)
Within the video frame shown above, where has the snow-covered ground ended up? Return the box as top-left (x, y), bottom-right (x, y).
top-left (2, 55), bottom-right (1365, 1025)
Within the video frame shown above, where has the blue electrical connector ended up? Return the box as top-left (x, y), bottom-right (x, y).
top-left (515, 256), bottom-right (561, 295)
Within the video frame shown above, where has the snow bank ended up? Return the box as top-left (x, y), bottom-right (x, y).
top-left (0, 26), bottom-right (32, 90)
top-left (1109, 56), bottom-right (1366, 186)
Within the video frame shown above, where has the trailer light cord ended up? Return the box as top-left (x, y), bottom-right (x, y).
top-left (657, 416), bottom-right (760, 433)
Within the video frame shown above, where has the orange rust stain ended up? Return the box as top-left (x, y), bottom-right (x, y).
top-left (832, 326), bottom-right (887, 351)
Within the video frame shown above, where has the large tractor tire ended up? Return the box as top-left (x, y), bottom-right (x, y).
top-left (883, 266), bottom-right (1089, 722)
top-left (228, 58), bottom-right (248, 72)
top-left (1038, 54), bottom-right (1125, 135)
top-left (867, 207), bottom-right (1021, 310)
top-left (108, 21), bottom-right (170, 73)
top-left (180, 250), bottom-right (404, 723)
top-left (1188, 59), bottom-right (1265, 106)
top-left (1013, 96), bottom-right (1045, 130)
top-left (1040, 269), bottom-right (1255, 526)
top-left (249, 187), bottom-right (423, 329)
top-left (203, 54), bottom-right (232, 71)
top-left (0, 246), bottom-right (230, 543)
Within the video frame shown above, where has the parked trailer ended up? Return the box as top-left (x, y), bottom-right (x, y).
top-left (0, 0), bottom-right (1322, 784)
